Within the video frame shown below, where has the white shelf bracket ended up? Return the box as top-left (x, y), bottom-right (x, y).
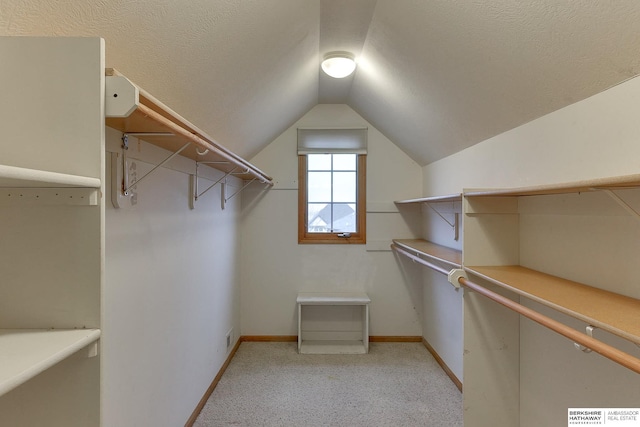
top-left (447, 268), bottom-right (466, 290)
top-left (222, 177), bottom-right (258, 209)
top-left (425, 202), bottom-right (460, 241)
top-left (121, 134), bottom-right (187, 196)
top-left (574, 325), bottom-right (596, 353)
top-left (190, 163), bottom-right (236, 209)
top-left (599, 189), bottom-right (640, 223)
top-left (87, 341), bottom-right (99, 358)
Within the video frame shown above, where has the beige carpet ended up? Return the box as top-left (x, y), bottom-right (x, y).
top-left (194, 342), bottom-right (463, 426)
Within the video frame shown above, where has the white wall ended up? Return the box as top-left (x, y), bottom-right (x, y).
top-left (423, 76), bottom-right (640, 195)
top-left (240, 104), bottom-right (423, 337)
top-left (422, 76), bottom-right (640, 425)
top-left (103, 128), bottom-right (241, 426)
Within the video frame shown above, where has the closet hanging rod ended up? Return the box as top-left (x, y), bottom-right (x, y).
top-left (135, 103), bottom-right (272, 185)
top-left (390, 244), bottom-right (452, 276)
top-left (453, 274), bottom-right (640, 375)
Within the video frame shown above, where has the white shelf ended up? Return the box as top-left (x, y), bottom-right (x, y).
top-left (297, 292), bottom-right (370, 354)
top-left (0, 328), bottom-right (101, 397)
top-left (296, 292), bottom-right (371, 305)
top-left (299, 340), bottom-right (368, 355)
top-left (0, 164), bottom-right (101, 188)
top-left (395, 193), bottom-right (462, 204)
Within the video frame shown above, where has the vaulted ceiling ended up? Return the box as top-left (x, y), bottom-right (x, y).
top-left (3, 1), bottom-right (640, 166)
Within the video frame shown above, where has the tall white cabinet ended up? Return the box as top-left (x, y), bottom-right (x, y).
top-left (0, 37), bottom-right (105, 426)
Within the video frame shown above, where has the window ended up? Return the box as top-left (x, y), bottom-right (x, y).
top-left (298, 129), bottom-right (366, 244)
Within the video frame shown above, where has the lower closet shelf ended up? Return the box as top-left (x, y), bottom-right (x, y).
top-left (0, 328), bottom-right (101, 396)
top-left (299, 340), bottom-right (368, 355)
top-left (465, 265), bottom-right (640, 345)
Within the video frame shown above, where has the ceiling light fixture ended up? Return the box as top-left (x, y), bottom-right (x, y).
top-left (321, 52), bottom-right (356, 78)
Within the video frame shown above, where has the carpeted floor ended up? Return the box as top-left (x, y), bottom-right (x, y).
top-left (194, 342), bottom-right (463, 426)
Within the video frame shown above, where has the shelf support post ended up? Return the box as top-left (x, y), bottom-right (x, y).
top-left (190, 164), bottom-right (238, 209)
top-left (222, 177), bottom-right (258, 209)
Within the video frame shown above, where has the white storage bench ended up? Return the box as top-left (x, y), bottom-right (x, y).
top-left (296, 292), bottom-right (370, 354)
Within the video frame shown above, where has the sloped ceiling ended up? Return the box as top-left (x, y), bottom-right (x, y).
top-left (2, 1), bottom-right (640, 166)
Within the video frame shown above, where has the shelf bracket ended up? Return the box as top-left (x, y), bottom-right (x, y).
top-left (574, 325), bottom-right (596, 353)
top-left (121, 134), bottom-right (188, 196)
top-left (189, 164), bottom-right (237, 209)
top-left (600, 189), bottom-right (640, 223)
top-left (425, 202), bottom-right (460, 241)
top-left (87, 341), bottom-right (99, 358)
top-left (447, 268), bottom-right (466, 290)
top-left (222, 177), bottom-right (258, 209)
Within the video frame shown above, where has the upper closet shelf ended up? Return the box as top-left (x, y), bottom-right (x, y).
top-left (464, 173), bottom-right (640, 197)
top-left (395, 193), bottom-right (462, 204)
top-left (0, 164), bottom-right (101, 188)
top-left (104, 68), bottom-right (273, 185)
top-left (465, 265), bottom-right (640, 345)
top-left (0, 328), bottom-right (101, 397)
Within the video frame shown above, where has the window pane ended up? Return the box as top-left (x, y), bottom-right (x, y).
top-left (307, 203), bottom-right (330, 232)
top-left (308, 154), bottom-right (331, 170)
top-left (333, 154), bottom-right (356, 170)
top-left (333, 172), bottom-right (356, 202)
top-left (332, 203), bottom-right (356, 232)
top-left (308, 172), bottom-right (331, 202)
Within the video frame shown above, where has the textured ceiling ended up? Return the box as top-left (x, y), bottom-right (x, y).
top-left (2, 1), bottom-right (640, 165)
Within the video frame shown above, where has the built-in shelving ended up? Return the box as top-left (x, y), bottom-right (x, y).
top-left (104, 68), bottom-right (273, 185)
top-left (0, 329), bottom-right (101, 397)
top-left (465, 265), bottom-right (640, 345)
top-left (392, 239), bottom-right (462, 270)
top-left (464, 174), bottom-right (640, 197)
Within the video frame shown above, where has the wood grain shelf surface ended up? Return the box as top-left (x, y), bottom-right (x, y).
top-left (105, 68), bottom-right (272, 184)
top-left (393, 239), bottom-right (462, 267)
top-left (465, 265), bottom-right (640, 344)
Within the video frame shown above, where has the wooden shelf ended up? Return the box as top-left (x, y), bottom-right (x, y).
top-left (464, 173), bottom-right (640, 197)
top-left (0, 164), bottom-right (101, 188)
top-left (465, 265), bottom-right (640, 345)
top-left (395, 193), bottom-right (462, 204)
top-left (105, 68), bottom-right (273, 184)
top-left (393, 239), bottom-right (462, 268)
top-left (0, 329), bottom-right (101, 396)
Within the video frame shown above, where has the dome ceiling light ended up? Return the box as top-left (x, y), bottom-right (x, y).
top-left (321, 52), bottom-right (356, 78)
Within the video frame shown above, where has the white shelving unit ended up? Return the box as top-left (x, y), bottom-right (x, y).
top-left (1, 36), bottom-right (275, 427)
top-left (297, 292), bottom-right (370, 354)
top-left (0, 37), bottom-right (105, 427)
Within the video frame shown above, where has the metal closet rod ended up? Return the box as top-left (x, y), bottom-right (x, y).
top-left (456, 275), bottom-right (640, 375)
top-left (135, 103), bottom-right (272, 185)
